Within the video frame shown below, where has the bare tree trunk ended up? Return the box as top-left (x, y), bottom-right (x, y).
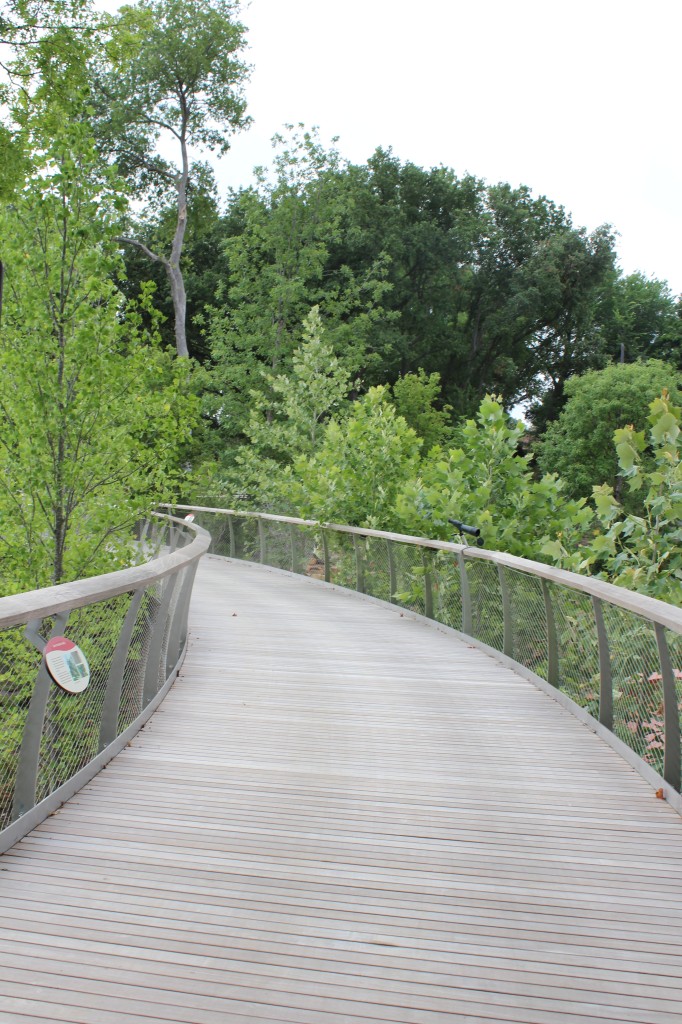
top-left (116, 103), bottom-right (192, 358)
top-left (167, 262), bottom-right (188, 358)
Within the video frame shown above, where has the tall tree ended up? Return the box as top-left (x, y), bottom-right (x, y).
top-left (205, 128), bottom-right (391, 450)
top-left (93, 0), bottom-right (250, 357)
top-left (600, 272), bottom-right (682, 367)
top-left (0, 72), bottom-right (195, 591)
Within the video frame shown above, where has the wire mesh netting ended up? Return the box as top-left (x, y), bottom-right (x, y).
top-left (361, 538), bottom-right (392, 602)
top-left (325, 531), bottom-right (357, 589)
top-left (261, 520), bottom-right (294, 571)
top-left (293, 526), bottom-right (322, 579)
top-left (466, 559), bottom-right (504, 650)
top-left (193, 510), bottom-right (232, 555)
top-left (118, 586), bottom-right (158, 732)
top-left (0, 627), bottom-right (44, 830)
top-left (391, 542), bottom-right (428, 616)
top-left (34, 593), bottom-right (133, 807)
top-left (547, 583), bottom-right (601, 717)
top-left (0, 517), bottom-right (201, 832)
top-left (603, 603), bottom-right (666, 775)
top-left (160, 567), bottom-right (187, 683)
top-left (431, 551), bottom-right (463, 631)
top-left (174, 510), bottom-right (682, 793)
top-left (506, 568), bottom-right (549, 678)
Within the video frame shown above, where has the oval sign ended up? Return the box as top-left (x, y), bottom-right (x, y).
top-left (45, 637), bottom-right (90, 694)
top-left (184, 513), bottom-right (195, 522)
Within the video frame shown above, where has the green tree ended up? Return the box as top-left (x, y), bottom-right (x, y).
top-left (320, 153), bottom-right (616, 419)
top-left (601, 272), bottom-right (682, 367)
top-left (204, 128), bottom-right (391, 447)
top-left (536, 360), bottom-right (681, 504)
top-left (292, 386), bottom-right (422, 529)
top-left (391, 369), bottom-right (454, 451)
top-left (202, 306), bottom-right (355, 508)
top-left (395, 395), bottom-right (592, 558)
top-left (0, 107), bottom-right (196, 591)
top-left (544, 391), bottom-right (682, 603)
top-left (93, 0), bottom-right (250, 357)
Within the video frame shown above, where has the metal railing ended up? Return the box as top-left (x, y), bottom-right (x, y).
top-left (169, 504), bottom-right (682, 809)
top-left (0, 513), bottom-right (210, 852)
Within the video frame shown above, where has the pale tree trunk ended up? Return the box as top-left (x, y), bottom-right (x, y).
top-left (167, 127), bottom-right (190, 358)
top-left (116, 103), bottom-right (191, 358)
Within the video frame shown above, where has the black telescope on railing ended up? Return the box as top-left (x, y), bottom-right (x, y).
top-left (448, 517), bottom-right (485, 546)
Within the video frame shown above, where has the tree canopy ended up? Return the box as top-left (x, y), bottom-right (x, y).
top-left (93, 0), bottom-right (250, 357)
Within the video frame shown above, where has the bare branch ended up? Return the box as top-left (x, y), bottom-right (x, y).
top-left (115, 236), bottom-right (169, 267)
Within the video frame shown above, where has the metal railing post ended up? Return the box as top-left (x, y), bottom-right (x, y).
top-left (227, 514), bottom-right (235, 557)
top-left (497, 565), bottom-right (513, 658)
top-left (592, 596), bottom-right (613, 731)
top-left (541, 579), bottom-right (560, 688)
top-left (458, 552), bottom-right (472, 636)
top-left (422, 550), bottom-right (434, 619)
top-left (98, 589), bottom-right (145, 753)
top-left (322, 531), bottom-right (331, 582)
top-left (655, 623), bottom-right (681, 791)
top-left (143, 575), bottom-right (178, 707)
top-left (353, 535), bottom-right (366, 594)
top-left (289, 523), bottom-right (300, 574)
top-left (258, 518), bottom-right (267, 564)
top-left (387, 539), bottom-right (397, 603)
top-left (12, 611), bottom-right (70, 821)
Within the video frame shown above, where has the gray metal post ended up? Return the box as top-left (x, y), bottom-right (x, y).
top-left (227, 514), bottom-right (235, 557)
top-left (12, 611), bottom-right (70, 822)
top-left (386, 539), bottom-right (397, 603)
top-left (592, 596), bottom-right (613, 731)
top-left (422, 550), bottom-right (434, 619)
top-left (541, 579), bottom-right (560, 687)
top-left (497, 565), bottom-right (513, 658)
top-left (142, 575), bottom-right (178, 707)
top-left (289, 523), bottom-right (300, 573)
top-left (258, 518), bottom-right (267, 564)
top-left (353, 535), bottom-right (366, 594)
top-left (655, 623), bottom-right (681, 791)
top-left (98, 589), bottom-right (145, 753)
top-left (322, 531), bottom-right (331, 582)
top-left (458, 552), bottom-right (472, 636)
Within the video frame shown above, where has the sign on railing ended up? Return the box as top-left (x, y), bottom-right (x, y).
top-left (0, 514), bottom-right (210, 851)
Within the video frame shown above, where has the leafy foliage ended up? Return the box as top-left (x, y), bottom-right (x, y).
top-left (395, 395), bottom-right (592, 557)
top-left (0, 103), bottom-right (196, 592)
top-left (391, 370), bottom-right (454, 451)
top-left (537, 360), bottom-right (681, 505)
top-left (544, 391), bottom-right (681, 602)
top-left (203, 128), bottom-right (392, 446)
top-left (292, 386), bottom-right (422, 529)
top-left (92, 0), bottom-right (250, 356)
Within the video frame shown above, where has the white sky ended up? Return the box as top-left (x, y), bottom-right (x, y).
top-left (96, 0), bottom-right (682, 295)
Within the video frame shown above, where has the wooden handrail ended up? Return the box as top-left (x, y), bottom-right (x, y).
top-left (163, 504), bottom-right (682, 634)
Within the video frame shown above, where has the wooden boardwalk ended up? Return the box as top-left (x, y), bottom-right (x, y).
top-left (1, 554), bottom-right (682, 1024)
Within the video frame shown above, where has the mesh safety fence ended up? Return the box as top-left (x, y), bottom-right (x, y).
top-left (603, 603), bottom-right (666, 775)
top-left (546, 583), bottom-right (600, 715)
top-left (467, 559), bottom-right (504, 651)
top-left (188, 511), bottom-right (682, 793)
top-left (0, 517), bottom-right (205, 833)
top-left (0, 628), bottom-right (43, 829)
top-left (506, 568), bottom-right (549, 679)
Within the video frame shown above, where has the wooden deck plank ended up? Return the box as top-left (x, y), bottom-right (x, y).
top-left (2, 554), bottom-right (682, 1023)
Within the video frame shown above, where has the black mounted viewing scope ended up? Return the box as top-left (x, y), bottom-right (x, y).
top-left (448, 518), bottom-right (485, 546)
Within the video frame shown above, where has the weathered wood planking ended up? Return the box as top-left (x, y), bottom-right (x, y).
top-left (1, 554), bottom-right (682, 1024)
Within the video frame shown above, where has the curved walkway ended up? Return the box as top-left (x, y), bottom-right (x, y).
top-left (1, 555), bottom-right (682, 1023)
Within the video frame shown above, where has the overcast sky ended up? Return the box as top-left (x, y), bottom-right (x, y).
top-left (97, 0), bottom-right (682, 295)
